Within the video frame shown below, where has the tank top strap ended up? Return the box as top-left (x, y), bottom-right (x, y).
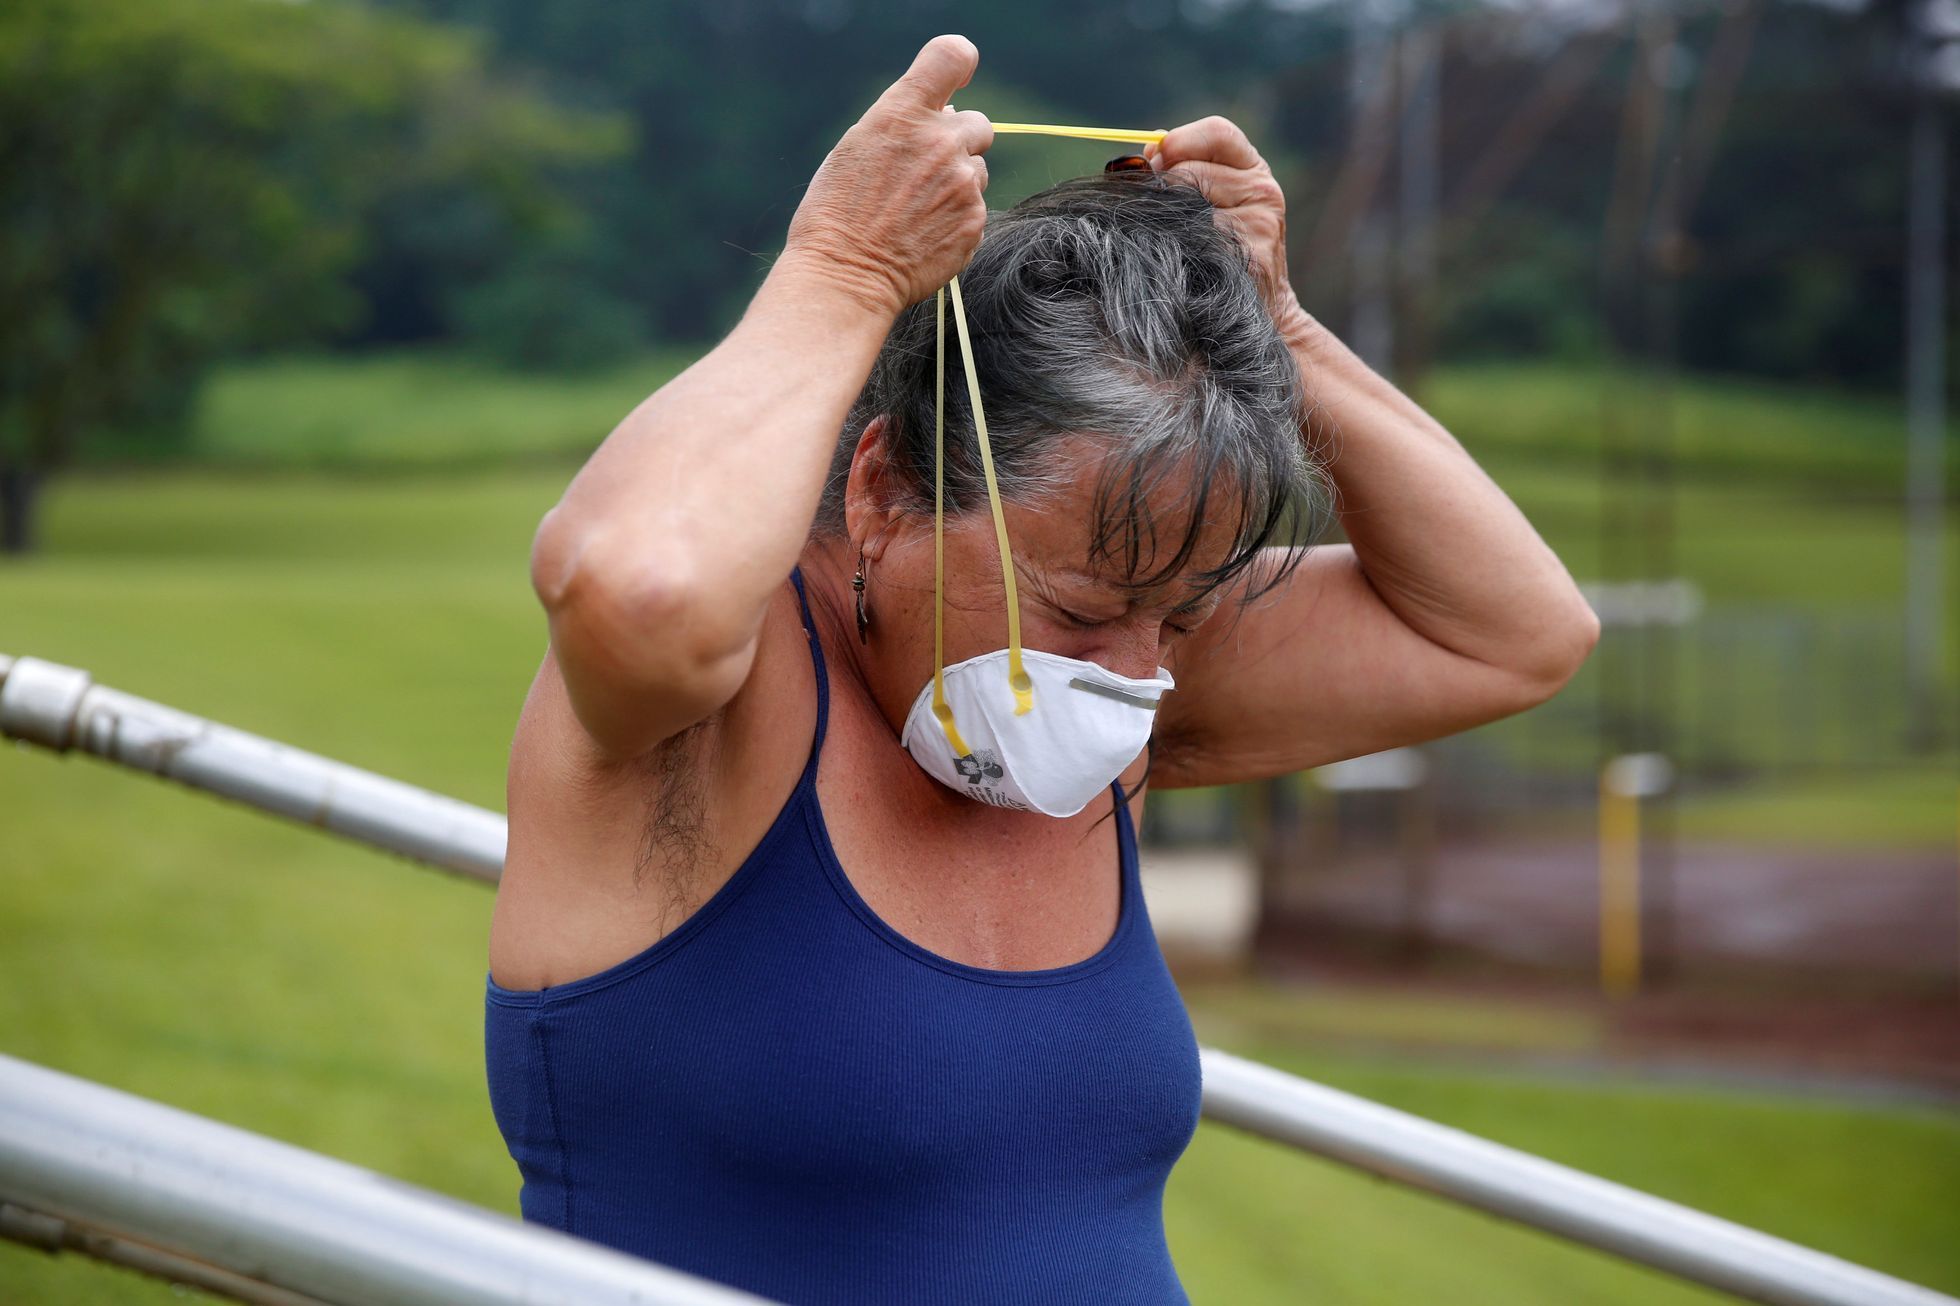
top-left (1111, 776), bottom-right (1140, 891)
top-left (787, 566), bottom-right (830, 784)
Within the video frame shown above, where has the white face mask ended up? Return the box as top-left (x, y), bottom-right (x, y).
top-left (901, 648), bottom-right (1174, 817)
top-left (893, 276), bottom-right (1175, 818)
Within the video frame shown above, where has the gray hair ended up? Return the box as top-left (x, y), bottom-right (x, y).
top-left (815, 169), bottom-right (1335, 606)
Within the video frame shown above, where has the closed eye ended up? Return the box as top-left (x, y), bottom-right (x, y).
top-left (1166, 606), bottom-right (1211, 636)
top-left (1059, 605), bottom-right (1203, 635)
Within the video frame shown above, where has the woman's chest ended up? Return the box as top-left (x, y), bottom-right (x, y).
top-left (810, 699), bottom-right (1150, 973)
top-left (538, 910), bottom-right (1203, 1198)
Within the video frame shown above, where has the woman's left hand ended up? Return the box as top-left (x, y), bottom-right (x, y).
top-left (1146, 117), bottom-right (1307, 333)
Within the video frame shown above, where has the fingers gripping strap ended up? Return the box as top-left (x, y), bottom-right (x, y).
top-left (991, 122), bottom-right (1167, 145)
top-left (930, 288), bottom-right (972, 758)
top-left (947, 275), bottom-right (1035, 717)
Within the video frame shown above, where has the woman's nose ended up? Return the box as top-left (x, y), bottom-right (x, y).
top-left (1084, 621), bottom-right (1164, 680)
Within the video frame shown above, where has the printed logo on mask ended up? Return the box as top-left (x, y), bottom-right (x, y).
top-left (952, 749), bottom-right (1031, 810)
top-left (953, 749), bottom-right (1005, 786)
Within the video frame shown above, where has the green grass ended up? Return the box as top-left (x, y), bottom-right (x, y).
top-left (1, 468), bottom-right (549, 1303)
top-left (87, 345), bottom-right (695, 470)
top-left (1177, 977), bottom-right (1608, 1055)
top-left (77, 347), bottom-right (1960, 700)
top-left (113, 349), bottom-right (1960, 658)
top-left (1169, 1041), bottom-right (1960, 1304)
top-left (1425, 362), bottom-right (1960, 497)
top-left (4, 355), bottom-right (1957, 1299)
top-left (1455, 767), bottom-right (1960, 850)
top-left (1669, 770), bottom-right (1960, 847)
top-left (88, 349), bottom-right (1956, 493)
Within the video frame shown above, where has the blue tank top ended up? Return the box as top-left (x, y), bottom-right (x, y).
top-left (485, 567), bottom-right (1204, 1304)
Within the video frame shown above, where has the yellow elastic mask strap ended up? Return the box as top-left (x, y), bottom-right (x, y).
top-left (927, 120), bottom-right (1161, 755)
top-left (991, 123), bottom-right (1167, 145)
top-left (946, 274), bottom-right (1034, 717)
top-left (930, 288), bottom-right (972, 758)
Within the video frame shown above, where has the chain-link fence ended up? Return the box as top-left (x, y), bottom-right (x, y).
top-left (1141, 603), bottom-right (1959, 993)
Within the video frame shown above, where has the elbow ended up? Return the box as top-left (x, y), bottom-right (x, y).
top-left (1518, 594), bottom-right (1602, 700)
top-left (532, 505), bottom-right (690, 632)
top-left (1568, 595), bottom-right (1604, 668)
top-left (530, 508), bottom-right (745, 690)
top-left (530, 503), bottom-right (586, 613)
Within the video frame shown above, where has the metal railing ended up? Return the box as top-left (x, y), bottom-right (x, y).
top-left (1200, 1051), bottom-right (1951, 1306)
top-left (0, 1053), bottom-right (772, 1305)
top-left (3, 652), bottom-right (1954, 1306)
top-left (0, 653), bottom-right (505, 882)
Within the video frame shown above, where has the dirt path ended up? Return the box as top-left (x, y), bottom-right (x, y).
top-left (1147, 838), bottom-right (1960, 1094)
top-left (1266, 836), bottom-right (1959, 986)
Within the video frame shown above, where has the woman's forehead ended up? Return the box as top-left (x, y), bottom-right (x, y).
top-left (1043, 481), bottom-right (1241, 574)
top-left (956, 430), bottom-right (1246, 598)
top-left (1024, 549), bottom-right (1230, 608)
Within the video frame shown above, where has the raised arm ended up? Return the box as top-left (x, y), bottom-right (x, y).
top-left (1143, 117), bottom-right (1600, 786)
top-left (528, 35), bottom-right (993, 760)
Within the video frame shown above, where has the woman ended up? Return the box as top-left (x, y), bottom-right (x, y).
top-left (484, 33), bottom-right (1599, 1305)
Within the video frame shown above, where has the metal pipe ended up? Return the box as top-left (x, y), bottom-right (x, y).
top-left (6, 652), bottom-right (1954, 1306)
top-left (0, 1055), bottom-right (773, 1306)
top-left (0, 654), bottom-right (504, 882)
top-left (2, 1200), bottom-right (328, 1305)
top-left (1200, 1048), bottom-right (1954, 1306)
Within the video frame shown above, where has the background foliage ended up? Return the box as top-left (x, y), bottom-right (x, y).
top-left (0, 0), bottom-right (626, 548)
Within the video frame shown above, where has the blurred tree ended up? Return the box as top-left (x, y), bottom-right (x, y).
top-left (447, 237), bottom-right (648, 372)
top-left (1274, 0), bottom-right (1957, 392)
top-left (0, 0), bottom-right (626, 553)
top-left (1436, 207), bottom-right (1597, 363)
top-left (7, 0), bottom-right (1947, 531)
top-left (377, 0), bottom-right (1315, 342)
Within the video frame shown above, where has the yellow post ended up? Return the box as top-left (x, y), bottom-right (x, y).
top-left (1598, 761), bottom-right (1642, 1000)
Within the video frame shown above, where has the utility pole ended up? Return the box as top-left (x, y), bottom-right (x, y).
top-left (1599, 4), bottom-right (1688, 986)
top-left (1350, 0), bottom-right (1396, 372)
top-left (1904, 0), bottom-right (1952, 753)
top-left (1397, 24), bottom-right (1442, 393)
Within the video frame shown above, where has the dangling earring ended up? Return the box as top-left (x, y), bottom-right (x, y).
top-left (852, 551), bottom-right (870, 644)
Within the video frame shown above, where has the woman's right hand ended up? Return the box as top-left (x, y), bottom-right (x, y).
top-left (782, 34), bottom-right (993, 317)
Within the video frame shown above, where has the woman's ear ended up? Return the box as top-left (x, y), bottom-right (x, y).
top-left (844, 413), bottom-right (904, 563)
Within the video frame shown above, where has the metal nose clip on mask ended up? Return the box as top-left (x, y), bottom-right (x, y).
top-left (896, 123), bottom-right (1176, 818)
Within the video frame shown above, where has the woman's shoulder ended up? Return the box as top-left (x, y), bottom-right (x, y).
top-left (491, 577), bottom-right (820, 991)
top-left (508, 574), bottom-right (819, 810)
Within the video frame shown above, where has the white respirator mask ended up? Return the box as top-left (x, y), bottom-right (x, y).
top-left (893, 276), bottom-right (1174, 819)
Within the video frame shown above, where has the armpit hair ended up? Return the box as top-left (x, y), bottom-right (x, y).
top-left (633, 717), bottom-right (721, 919)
